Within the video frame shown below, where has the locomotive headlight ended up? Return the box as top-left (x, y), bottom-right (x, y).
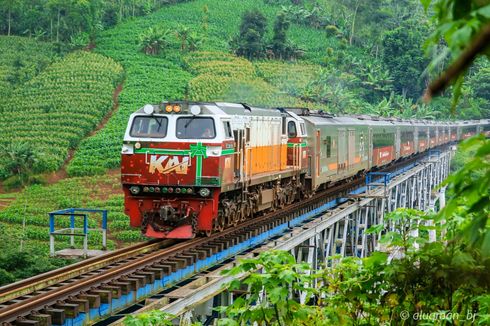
top-left (129, 186), bottom-right (140, 195)
top-left (143, 104), bottom-right (154, 115)
top-left (199, 188), bottom-right (211, 197)
top-left (134, 142), bottom-right (141, 150)
top-left (173, 105), bottom-right (181, 113)
top-left (190, 105), bottom-right (201, 115)
top-left (165, 104), bottom-right (173, 113)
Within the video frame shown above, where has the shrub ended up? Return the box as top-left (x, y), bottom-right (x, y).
top-left (231, 9), bottom-right (268, 60)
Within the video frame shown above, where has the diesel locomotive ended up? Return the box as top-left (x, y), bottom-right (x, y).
top-left (121, 102), bottom-right (490, 239)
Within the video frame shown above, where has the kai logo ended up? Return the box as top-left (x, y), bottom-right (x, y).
top-left (149, 155), bottom-right (189, 174)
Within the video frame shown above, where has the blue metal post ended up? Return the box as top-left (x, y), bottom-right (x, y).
top-left (49, 213), bottom-right (55, 233)
top-left (49, 213), bottom-right (55, 256)
top-left (83, 214), bottom-right (88, 258)
top-left (70, 209), bottom-right (75, 248)
top-left (102, 210), bottom-right (108, 230)
top-left (83, 214), bottom-right (88, 235)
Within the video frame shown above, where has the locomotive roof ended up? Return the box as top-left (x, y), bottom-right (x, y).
top-left (213, 102), bottom-right (283, 117)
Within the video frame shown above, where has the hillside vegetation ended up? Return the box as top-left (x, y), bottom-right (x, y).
top-left (0, 50), bottom-right (123, 183)
top-left (0, 173), bottom-right (148, 285)
top-left (0, 36), bottom-right (58, 97)
top-left (68, 0), bottom-right (350, 175)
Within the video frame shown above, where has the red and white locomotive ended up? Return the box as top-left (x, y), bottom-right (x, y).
top-left (121, 102), bottom-right (489, 239)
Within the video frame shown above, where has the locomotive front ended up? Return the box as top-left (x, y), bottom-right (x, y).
top-left (121, 102), bottom-right (233, 239)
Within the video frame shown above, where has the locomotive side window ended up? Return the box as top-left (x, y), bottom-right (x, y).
top-left (130, 116), bottom-right (168, 138)
top-left (288, 121), bottom-right (297, 137)
top-left (176, 117), bottom-right (216, 139)
top-left (300, 123), bottom-right (306, 135)
top-left (223, 121), bottom-right (233, 138)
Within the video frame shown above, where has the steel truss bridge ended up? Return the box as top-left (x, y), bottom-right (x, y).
top-left (122, 149), bottom-right (452, 325)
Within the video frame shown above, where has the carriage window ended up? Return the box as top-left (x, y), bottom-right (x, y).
top-left (325, 136), bottom-right (331, 158)
top-left (288, 121), bottom-right (297, 137)
top-left (401, 131), bottom-right (413, 143)
top-left (176, 117), bottom-right (215, 139)
top-left (373, 132), bottom-right (394, 148)
top-left (223, 121), bottom-right (232, 138)
top-left (130, 116), bottom-right (168, 138)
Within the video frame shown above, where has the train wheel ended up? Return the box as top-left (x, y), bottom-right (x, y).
top-left (216, 211), bottom-right (225, 232)
top-left (232, 207), bottom-right (240, 227)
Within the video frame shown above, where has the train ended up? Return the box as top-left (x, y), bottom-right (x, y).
top-left (121, 102), bottom-right (490, 239)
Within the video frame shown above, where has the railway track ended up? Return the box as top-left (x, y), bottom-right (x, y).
top-left (0, 151), bottom-right (433, 325)
top-left (0, 239), bottom-right (170, 305)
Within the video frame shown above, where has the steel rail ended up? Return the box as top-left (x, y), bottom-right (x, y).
top-left (0, 239), bottom-right (169, 304)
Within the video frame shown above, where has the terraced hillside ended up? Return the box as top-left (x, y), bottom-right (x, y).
top-left (0, 36), bottom-right (58, 98)
top-left (0, 51), bottom-right (124, 179)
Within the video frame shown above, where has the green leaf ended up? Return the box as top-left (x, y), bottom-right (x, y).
top-left (453, 0), bottom-right (472, 20)
top-left (477, 5), bottom-right (490, 18)
top-left (481, 231), bottom-right (490, 258)
top-left (269, 286), bottom-right (288, 304)
top-left (420, 0), bottom-right (432, 11)
top-left (451, 74), bottom-right (465, 114)
top-left (450, 25), bottom-right (473, 47)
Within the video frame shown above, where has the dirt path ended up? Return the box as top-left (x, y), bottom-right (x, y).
top-left (44, 82), bottom-right (124, 185)
top-left (0, 197), bottom-right (16, 211)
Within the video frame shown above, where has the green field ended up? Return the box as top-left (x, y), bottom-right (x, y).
top-left (0, 51), bottom-right (124, 178)
top-left (0, 36), bottom-right (58, 98)
top-left (0, 173), bottom-right (147, 285)
top-left (0, 174), bottom-right (144, 247)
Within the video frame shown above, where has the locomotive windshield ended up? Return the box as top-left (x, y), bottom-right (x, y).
top-left (176, 117), bottom-right (216, 139)
top-left (130, 116), bottom-right (168, 138)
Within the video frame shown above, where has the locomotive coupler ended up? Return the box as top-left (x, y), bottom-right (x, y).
top-left (160, 205), bottom-right (176, 222)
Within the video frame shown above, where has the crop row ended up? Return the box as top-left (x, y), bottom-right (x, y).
top-left (254, 61), bottom-right (320, 96)
top-left (0, 36), bottom-right (58, 97)
top-left (0, 51), bottom-right (124, 177)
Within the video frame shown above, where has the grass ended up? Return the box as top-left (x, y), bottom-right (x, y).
top-left (0, 173), bottom-right (145, 250)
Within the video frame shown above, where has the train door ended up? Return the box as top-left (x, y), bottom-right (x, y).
top-left (348, 129), bottom-right (355, 166)
top-left (316, 129), bottom-right (321, 177)
top-left (414, 126), bottom-right (419, 153)
top-left (395, 127), bottom-right (401, 159)
top-left (368, 128), bottom-right (373, 168)
top-left (338, 129), bottom-right (347, 172)
top-left (233, 129), bottom-right (245, 182)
